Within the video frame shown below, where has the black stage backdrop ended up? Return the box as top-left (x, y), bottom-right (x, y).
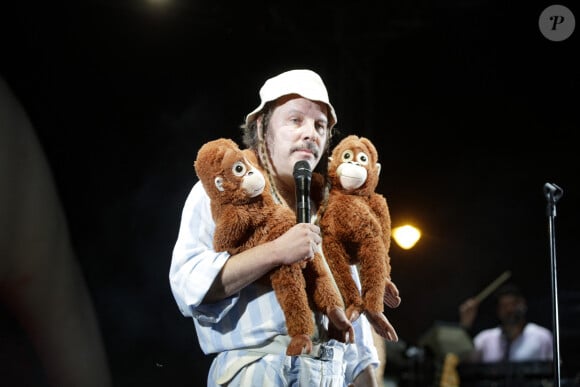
top-left (1, 1), bottom-right (578, 385)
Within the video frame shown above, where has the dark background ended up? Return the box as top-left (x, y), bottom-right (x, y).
top-left (1, 0), bottom-right (578, 385)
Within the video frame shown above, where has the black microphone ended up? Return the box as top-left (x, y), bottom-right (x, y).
top-left (293, 160), bottom-right (312, 224)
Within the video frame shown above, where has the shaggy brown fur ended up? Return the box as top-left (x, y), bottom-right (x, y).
top-left (194, 138), bottom-right (354, 355)
top-left (318, 135), bottom-right (401, 341)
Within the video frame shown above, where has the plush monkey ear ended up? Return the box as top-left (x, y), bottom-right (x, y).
top-left (215, 176), bottom-right (225, 192)
top-left (376, 162), bottom-right (381, 176)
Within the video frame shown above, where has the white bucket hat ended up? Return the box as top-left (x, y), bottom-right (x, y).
top-left (245, 69), bottom-right (337, 129)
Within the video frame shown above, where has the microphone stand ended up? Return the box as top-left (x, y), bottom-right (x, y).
top-left (544, 182), bottom-right (563, 387)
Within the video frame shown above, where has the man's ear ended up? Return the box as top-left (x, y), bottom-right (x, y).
top-left (376, 162), bottom-right (381, 176)
top-left (214, 177), bottom-right (224, 192)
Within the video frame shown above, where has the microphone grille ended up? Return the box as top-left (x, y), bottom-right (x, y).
top-left (293, 160), bottom-right (311, 179)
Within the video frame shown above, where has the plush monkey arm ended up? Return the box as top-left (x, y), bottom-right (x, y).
top-left (367, 194), bottom-right (401, 308)
top-left (368, 194), bottom-right (390, 228)
top-left (213, 204), bottom-right (254, 253)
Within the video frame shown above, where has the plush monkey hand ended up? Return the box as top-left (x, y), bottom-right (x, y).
top-left (319, 135), bottom-right (400, 341)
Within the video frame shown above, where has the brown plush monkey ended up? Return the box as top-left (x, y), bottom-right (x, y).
top-left (193, 138), bottom-right (354, 355)
top-left (318, 135), bottom-right (401, 341)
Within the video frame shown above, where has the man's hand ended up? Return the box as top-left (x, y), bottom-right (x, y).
top-left (459, 297), bottom-right (480, 330)
top-left (272, 223), bottom-right (322, 265)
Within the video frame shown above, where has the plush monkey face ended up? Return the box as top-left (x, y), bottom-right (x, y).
top-left (328, 135), bottom-right (381, 194)
top-left (194, 138), bottom-right (266, 204)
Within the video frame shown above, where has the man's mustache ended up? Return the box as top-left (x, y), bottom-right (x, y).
top-left (291, 142), bottom-right (319, 158)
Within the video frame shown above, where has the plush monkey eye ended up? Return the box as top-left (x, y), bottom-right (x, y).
top-left (232, 161), bottom-right (247, 176)
top-left (341, 150), bottom-right (354, 162)
top-left (356, 152), bottom-right (369, 165)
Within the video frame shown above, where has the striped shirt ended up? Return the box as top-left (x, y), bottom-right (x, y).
top-left (169, 181), bottom-right (379, 384)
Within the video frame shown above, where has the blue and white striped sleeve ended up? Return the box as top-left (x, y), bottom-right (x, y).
top-left (169, 181), bottom-right (237, 323)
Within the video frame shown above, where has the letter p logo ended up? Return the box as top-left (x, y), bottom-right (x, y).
top-left (539, 5), bottom-right (575, 41)
top-left (550, 15), bottom-right (565, 30)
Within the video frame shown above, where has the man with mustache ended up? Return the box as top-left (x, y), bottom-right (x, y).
top-left (170, 69), bottom-right (385, 386)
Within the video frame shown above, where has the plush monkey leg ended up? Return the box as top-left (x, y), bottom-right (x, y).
top-left (322, 237), bottom-right (364, 320)
top-left (270, 264), bottom-right (314, 356)
top-left (303, 253), bottom-right (355, 343)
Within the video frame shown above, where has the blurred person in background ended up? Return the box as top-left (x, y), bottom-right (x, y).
top-left (459, 283), bottom-right (553, 363)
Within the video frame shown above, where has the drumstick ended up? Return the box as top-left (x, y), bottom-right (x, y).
top-left (474, 270), bottom-right (512, 303)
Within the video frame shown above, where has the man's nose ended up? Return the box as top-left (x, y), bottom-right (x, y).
top-left (301, 120), bottom-right (318, 141)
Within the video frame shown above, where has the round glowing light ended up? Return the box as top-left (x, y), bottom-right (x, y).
top-left (392, 225), bottom-right (421, 250)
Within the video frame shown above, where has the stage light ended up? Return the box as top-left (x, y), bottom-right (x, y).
top-left (392, 224), bottom-right (421, 250)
